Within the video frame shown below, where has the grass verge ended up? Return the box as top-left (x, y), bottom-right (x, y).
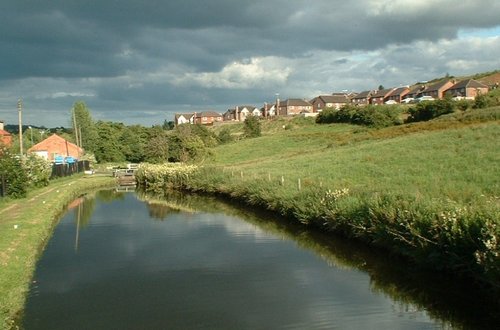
top-left (0, 175), bottom-right (115, 329)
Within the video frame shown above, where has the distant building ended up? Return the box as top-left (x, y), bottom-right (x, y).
top-left (277, 99), bottom-right (313, 115)
top-left (0, 120), bottom-right (12, 147)
top-left (445, 79), bottom-right (489, 99)
top-left (174, 113), bottom-right (195, 126)
top-left (310, 94), bottom-right (350, 112)
top-left (194, 111), bottom-right (224, 125)
top-left (351, 91), bottom-right (373, 106)
top-left (28, 134), bottom-right (82, 162)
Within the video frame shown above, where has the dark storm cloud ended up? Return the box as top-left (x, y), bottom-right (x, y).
top-left (3, 0), bottom-right (498, 81)
top-left (0, 0), bottom-right (499, 126)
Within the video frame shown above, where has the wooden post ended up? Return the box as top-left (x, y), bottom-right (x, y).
top-left (268, 172), bottom-right (271, 182)
top-left (298, 178), bottom-right (301, 191)
top-left (281, 175), bottom-right (285, 186)
top-left (240, 171), bottom-right (243, 178)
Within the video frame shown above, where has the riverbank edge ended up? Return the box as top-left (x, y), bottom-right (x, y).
top-left (134, 163), bottom-right (499, 295)
top-left (0, 175), bottom-right (116, 330)
top-left (187, 184), bottom-right (499, 287)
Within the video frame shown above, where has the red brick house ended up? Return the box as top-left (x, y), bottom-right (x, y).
top-left (277, 99), bottom-right (313, 115)
top-left (421, 80), bottom-right (454, 99)
top-left (310, 95), bottom-right (350, 112)
top-left (351, 91), bottom-right (372, 105)
top-left (370, 88), bottom-right (395, 105)
top-left (445, 79), bottom-right (489, 99)
top-left (406, 84), bottom-right (426, 100)
top-left (27, 134), bottom-right (82, 162)
top-left (193, 111), bottom-right (223, 125)
top-left (386, 87), bottom-right (410, 103)
top-left (0, 121), bottom-right (12, 147)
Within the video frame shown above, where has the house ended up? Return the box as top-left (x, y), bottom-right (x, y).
top-left (386, 87), bottom-right (410, 103)
top-left (277, 99), bottom-right (313, 116)
top-left (28, 134), bottom-right (82, 162)
top-left (445, 79), bottom-right (489, 99)
top-left (261, 102), bottom-right (276, 117)
top-left (406, 84), bottom-right (426, 100)
top-left (223, 105), bottom-right (260, 121)
top-left (420, 80), bottom-right (454, 99)
top-left (0, 120), bottom-right (12, 147)
top-left (370, 88), bottom-right (395, 105)
top-left (193, 111), bottom-right (223, 125)
top-left (310, 94), bottom-right (350, 112)
top-left (351, 91), bottom-right (372, 105)
top-left (174, 113), bottom-right (195, 126)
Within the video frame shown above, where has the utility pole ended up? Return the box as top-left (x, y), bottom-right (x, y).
top-left (73, 108), bottom-right (80, 147)
top-left (17, 98), bottom-right (23, 156)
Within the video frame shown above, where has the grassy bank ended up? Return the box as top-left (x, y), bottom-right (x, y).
top-left (136, 107), bottom-right (500, 289)
top-left (0, 175), bottom-right (115, 329)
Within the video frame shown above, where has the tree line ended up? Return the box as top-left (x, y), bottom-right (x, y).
top-left (71, 101), bottom-right (260, 164)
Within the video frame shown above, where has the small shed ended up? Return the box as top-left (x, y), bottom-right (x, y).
top-left (28, 134), bottom-right (83, 162)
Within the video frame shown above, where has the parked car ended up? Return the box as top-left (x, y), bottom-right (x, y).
top-left (416, 96), bottom-right (435, 102)
top-left (401, 98), bottom-right (414, 104)
top-left (384, 100), bottom-right (398, 105)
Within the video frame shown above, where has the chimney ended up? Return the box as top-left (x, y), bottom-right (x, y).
top-left (236, 106), bottom-right (239, 121)
top-left (0, 120), bottom-right (4, 131)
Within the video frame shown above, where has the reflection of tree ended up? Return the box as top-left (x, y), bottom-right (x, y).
top-left (146, 203), bottom-right (179, 221)
top-left (97, 189), bottom-right (126, 202)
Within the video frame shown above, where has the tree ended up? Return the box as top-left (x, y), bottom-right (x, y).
top-left (162, 120), bottom-right (175, 130)
top-left (378, 85), bottom-right (385, 90)
top-left (71, 101), bottom-right (98, 153)
top-left (120, 125), bottom-right (147, 163)
top-left (93, 121), bottom-right (125, 163)
top-left (243, 115), bottom-right (261, 138)
top-left (145, 131), bottom-right (169, 163)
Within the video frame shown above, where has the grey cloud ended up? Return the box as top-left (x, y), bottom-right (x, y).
top-left (0, 0), bottom-right (499, 126)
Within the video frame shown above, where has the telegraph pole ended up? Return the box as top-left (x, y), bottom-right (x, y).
top-left (17, 98), bottom-right (23, 156)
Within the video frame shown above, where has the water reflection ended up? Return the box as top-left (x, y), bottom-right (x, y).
top-left (22, 189), bottom-right (499, 329)
top-left (135, 190), bottom-right (500, 329)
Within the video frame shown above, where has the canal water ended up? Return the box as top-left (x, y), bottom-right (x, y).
top-left (21, 190), bottom-right (498, 329)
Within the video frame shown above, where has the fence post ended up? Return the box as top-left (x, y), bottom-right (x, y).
top-left (298, 178), bottom-right (301, 191)
top-left (281, 175), bottom-right (285, 186)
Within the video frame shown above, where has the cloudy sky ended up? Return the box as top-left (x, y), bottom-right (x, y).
top-left (1, 0), bottom-right (499, 127)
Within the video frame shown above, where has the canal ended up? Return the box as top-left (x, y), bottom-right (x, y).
top-left (21, 189), bottom-right (498, 329)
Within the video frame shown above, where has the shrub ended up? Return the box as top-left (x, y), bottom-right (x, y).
top-left (243, 115), bottom-right (261, 138)
top-left (0, 147), bottom-right (28, 198)
top-left (407, 99), bottom-right (456, 122)
top-left (23, 153), bottom-right (52, 187)
top-left (473, 94), bottom-right (490, 109)
top-left (317, 105), bottom-right (402, 128)
top-left (218, 127), bottom-right (233, 144)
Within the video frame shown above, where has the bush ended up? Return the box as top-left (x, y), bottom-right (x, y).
top-left (23, 153), bottom-right (52, 187)
top-left (317, 105), bottom-right (402, 128)
top-left (218, 127), bottom-right (233, 144)
top-left (407, 99), bottom-right (456, 122)
top-left (0, 147), bottom-right (28, 198)
top-left (243, 115), bottom-right (261, 138)
top-left (473, 94), bottom-right (490, 109)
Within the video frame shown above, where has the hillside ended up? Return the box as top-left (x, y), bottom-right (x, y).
top-left (207, 107), bottom-right (499, 204)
